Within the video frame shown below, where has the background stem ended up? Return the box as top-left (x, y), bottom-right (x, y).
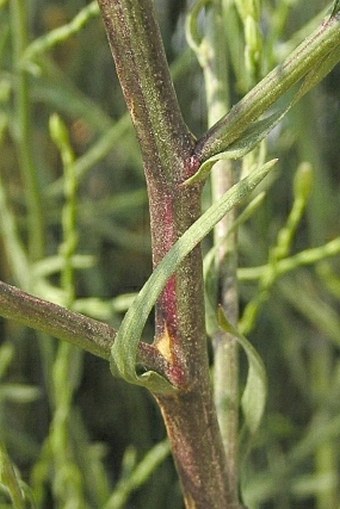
top-left (10, 0), bottom-right (45, 261)
top-left (199, 1), bottom-right (240, 503)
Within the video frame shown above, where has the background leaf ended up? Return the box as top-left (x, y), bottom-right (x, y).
top-left (218, 309), bottom-right (267, 441)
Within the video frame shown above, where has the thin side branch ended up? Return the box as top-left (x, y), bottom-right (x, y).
top-left (0, 280), bottom-right (114, 359)
top-left (0, 280), bottom-right (164, 371)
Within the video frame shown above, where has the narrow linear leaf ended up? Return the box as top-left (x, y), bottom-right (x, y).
top-left (184, 100), bottom-right (291, 186)
top-left (194, 11), bottom-right (340, 163)
top-left (294, 41), bottom-right (340, 100)
top-left (186, 47), bottom-right (334, 188)
top-left (204, 192), bottom-right (267, 336)
top-left (185, 0), bottom-right (209, 58)
top-left (110, 160), bottom-right (277, 392)
top-left (218, 308), bottom-right (267, 437)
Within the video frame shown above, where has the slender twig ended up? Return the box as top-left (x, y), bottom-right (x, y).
top-left (10, 0), bottom-right (45, 260)
top-left (0, 280), bottom-right (164, 373)
top-left (23, 1), bottom-right (99, 62)
top-left (0, 280), bottom-right (114, 359)
top-left (238, 236), bottom-right (340, 281)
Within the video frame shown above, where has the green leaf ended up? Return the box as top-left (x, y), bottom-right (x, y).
top-left (23, 2), bottom-right (100, 63)
top-left (185, 22), bottom-right (340, 187)
top-left (184, 104), bottom-right (290, 186)
top-left (218, 308), bottom-right (267, 437)
top-left (110, 160), bottom-right (277, 393)
top-left (204, 192), bottom-right (267, 337)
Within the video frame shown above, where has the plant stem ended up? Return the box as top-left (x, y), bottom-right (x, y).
top-left (97, 0), bottom-right (194, 184)
top-left (97, 0), bottom-right (236, 506)
top-left (238, 236), bottom-right (340, 281)
top-left (0, 173), bottom-right (30, 289)
top-left (0, 280), bottom-right (114, 359)
top-left (49, 115), bottom-right (85, 506)
top-left (198, 2), bottom-right (240, 502)
top-left (0, 279), bottom-right (171, 374)
top-left (10, 0), bottom-right (45, 261)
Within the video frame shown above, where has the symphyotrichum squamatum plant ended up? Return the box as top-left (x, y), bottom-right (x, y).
top-left (0, 1), bottom-right (340, 508)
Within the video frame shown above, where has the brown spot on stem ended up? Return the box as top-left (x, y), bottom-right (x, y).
top-left (154, 323), bottom-right (173, 363)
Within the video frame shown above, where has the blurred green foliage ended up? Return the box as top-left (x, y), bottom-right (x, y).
top-left (0, 0), bottom-right (340, 508)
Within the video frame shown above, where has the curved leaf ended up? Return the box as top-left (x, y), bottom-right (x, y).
top-left (218, 308), bottom-right (267, 438)
top-left (110, 160), bottom-right (277, 393)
